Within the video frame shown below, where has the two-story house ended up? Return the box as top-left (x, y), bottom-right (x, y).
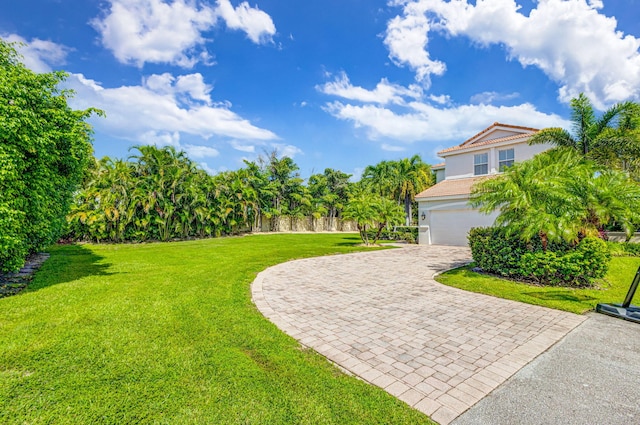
top-left (415, 122), bottom-right (553, 246)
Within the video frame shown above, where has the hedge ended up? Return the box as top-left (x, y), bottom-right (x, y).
top-left (0, 39), bottom-right (99, 271)
top-left (468, 227), bottom-right (610, 287)
top-left (365, 226), bottom-right (418, 244)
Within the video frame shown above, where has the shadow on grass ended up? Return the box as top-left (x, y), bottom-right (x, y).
top-left (523, 290), bottom-right (597, 303)
top-left (334, 235), bottom-right (365, 246)
top-left (25, 244), bottom-right (113, 293)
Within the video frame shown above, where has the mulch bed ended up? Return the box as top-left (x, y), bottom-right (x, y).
top-left (0, 253), bottom-right (50, 298)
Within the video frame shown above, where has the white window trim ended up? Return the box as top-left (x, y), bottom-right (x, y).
top-left (474, 152), bottom-right (489, 175)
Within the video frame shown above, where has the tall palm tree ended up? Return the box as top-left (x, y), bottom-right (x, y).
top-left (529, 93), bottom-right (638, 156)
top-left (395, 155), bottom-right (434, 226)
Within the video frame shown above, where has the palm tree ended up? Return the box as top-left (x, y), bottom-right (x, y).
top-left (362, 155), bottom-right (434, 226)
top-left (529, 93), bottom-right (638, 156)
top-left (471, 148), bottom-right (640, 249)
top-left (395, 155), bottom-right (433, 226)
top-left (343, 194), bottom-right (378, 245)
top-left (371, 197), bottom-right (405, 244)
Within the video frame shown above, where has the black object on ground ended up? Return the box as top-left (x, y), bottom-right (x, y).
top-left (596, 265), bottom-right (640, 324)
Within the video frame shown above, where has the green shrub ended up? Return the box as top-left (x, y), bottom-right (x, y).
top-left (365, 226), bottom-right (418, 243)
top-left (607, 241), bottom-right (640, 257)
top-left (0, 39), bottom-right (99, 271)
top-left (469, 227), bottom-right (610, 287)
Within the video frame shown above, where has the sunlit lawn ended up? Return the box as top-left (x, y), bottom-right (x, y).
top-left (0, 234), bottom-right (432, 425)
top-left (436, 256), bottom-right (640, 314)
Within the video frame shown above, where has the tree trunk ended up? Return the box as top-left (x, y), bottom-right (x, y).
top-left (404, 193), bottom-right (412, 226)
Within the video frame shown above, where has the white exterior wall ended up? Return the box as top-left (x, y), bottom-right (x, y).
top-left (417, 197), bottom-right (499, 246)
top-left (444, 141), bottom-right (552, 179)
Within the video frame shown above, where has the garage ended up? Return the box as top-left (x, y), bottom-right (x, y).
top-left (428, 208), bottom-right (498, 246)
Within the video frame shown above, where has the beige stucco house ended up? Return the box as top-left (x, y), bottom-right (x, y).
top-left (416, 123), bottom-right (553, 246)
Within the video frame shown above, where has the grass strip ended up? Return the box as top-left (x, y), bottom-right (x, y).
top-left (435, 256), bottom-right (640, 314)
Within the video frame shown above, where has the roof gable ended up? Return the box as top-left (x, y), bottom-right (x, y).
top-left (438, 122), bottom-right (539, 156)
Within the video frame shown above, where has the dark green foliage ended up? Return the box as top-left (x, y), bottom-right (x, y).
top-left (365, 226), bottom-right (418, 244)
top-left (361, 154), bottom-right (434, 226)
top-left (469, 227), bottom-right (610, 287)
top-left (0, 39), bottom-right (100, 271)
top-left (68, 148), bottom-right (354, 242)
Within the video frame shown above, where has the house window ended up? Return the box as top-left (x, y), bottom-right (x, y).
top-left (498, 148), bottom-right (514, 171)
top-left (474, 153), bottom-right (488, 175)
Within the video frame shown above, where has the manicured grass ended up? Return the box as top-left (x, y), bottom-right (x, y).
top-left (0, 234), bottom-right (432, 425)
top-left (436, 256), bottom-right (640, 314)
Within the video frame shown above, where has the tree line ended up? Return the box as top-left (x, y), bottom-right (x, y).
top-left (67, 147), bottom-right (434, 244)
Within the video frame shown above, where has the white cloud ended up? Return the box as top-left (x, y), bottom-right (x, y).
top-left (470, 91), bottom-right (520, 104)
top-left (384, 1), bottom-right (445, 86)
top-left (144, 72), bottom-right (213, 105)
top-left (317, 72), bottom-right (423, 105)
top-left (65, 72), bottom-right (278, 143)
top-left (387, 0), bottom-right (640, 108)
top-left (184, 144), bottom-right (220, 158)
top-left (2, 33), bottom-right (70, 73)
top-left (230, 140), bottom-right (256, 153)
top-left (324, 100), bottom-right (568, 144)
top-left (428, 94), bottom-right (450, 105)
top-left (199, 161), bottom-right (218, 175)
top-left (215, 0), bottom-right (276, 44)
top-left (139, 130), bottom-right (181, 147)
top-left (92, 0), bottom-right (276, 67)
top-left (381, 144), bottom-right (406, 152)
top-left (92, 0), bottom-right (217, 68)
top-left (270, 143), bottom-right (303, 158)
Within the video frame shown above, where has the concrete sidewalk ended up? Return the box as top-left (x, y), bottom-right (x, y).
top-left (452, 312), bottom-right (640, 425)
top-left (252, 245), bottom-right (586, 424)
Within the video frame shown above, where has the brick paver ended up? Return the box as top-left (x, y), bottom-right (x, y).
top-left (251, 245), bottom-right (586, 424)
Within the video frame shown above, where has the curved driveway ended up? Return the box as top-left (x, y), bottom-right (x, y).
top-left (252, 245), bottom-right (586, 424)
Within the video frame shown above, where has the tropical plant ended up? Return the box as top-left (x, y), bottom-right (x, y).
top-left (362, 155), bottom-right (433, 225)
top-left (529, 93), bottom-right (640, 165)
top-left (371, 197), bottom-right (405, 244)
top-left (0, 39), bottom-right (101, 271)
top-left (308, 168), bottom-right (351, 230)
top-left (342, 194), bottom-right (378, 245)
top-left (343, 194), bottom-right (405, 245)
top-left (470, 148), bottom-right (640, 249)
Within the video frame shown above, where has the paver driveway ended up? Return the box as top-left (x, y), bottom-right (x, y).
top-left (252, 245), bottom-right (586, 424)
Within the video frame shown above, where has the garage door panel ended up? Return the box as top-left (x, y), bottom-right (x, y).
top-left (430, 210), bottom-right (496, 246)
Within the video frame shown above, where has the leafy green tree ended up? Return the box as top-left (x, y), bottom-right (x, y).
top-left (0, 39), bottom-right (101, 270)
top-left (308, 168), bottom-right (351, 229)
top-left (529, 93), bottom-right (639, 158)
top-left (371, 197), bottom-right (405, 245)
top-left (470, 148), bottom-right (640, 250)
top-left (343, 194), bottom-right (405, 246)
top-left (362, 155), bottom-right (433, 225)
top-left (343, 194), bottom-right (378, 245)
top-left (395, 155), bottom-right (434, 225)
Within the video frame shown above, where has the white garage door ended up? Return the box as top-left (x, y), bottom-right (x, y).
top-left (430, 209), bottom-right (496, 246)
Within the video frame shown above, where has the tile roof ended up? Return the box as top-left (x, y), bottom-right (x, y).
top-left (415, 176), bottom-right (495, 199)
top-left (438, 132), bottom-right (535, 155)
top-left (431, 162), bottom-right (445, 169)
top-left (460, 122), bottom-right (540, 146)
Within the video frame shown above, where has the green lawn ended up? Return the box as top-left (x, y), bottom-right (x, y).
top-left (0, 234), bottom-right (432, 425)
top-left (435, 256), bottom-right (640, 314)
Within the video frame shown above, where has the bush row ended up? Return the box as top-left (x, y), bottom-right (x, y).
top-left (365, 227), bottom-right (418, 244)
top-left (468, 227), bottom-right (610, 287)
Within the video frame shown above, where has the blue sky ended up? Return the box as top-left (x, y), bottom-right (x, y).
top-left (2, 0), bottom-right (639, 179)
